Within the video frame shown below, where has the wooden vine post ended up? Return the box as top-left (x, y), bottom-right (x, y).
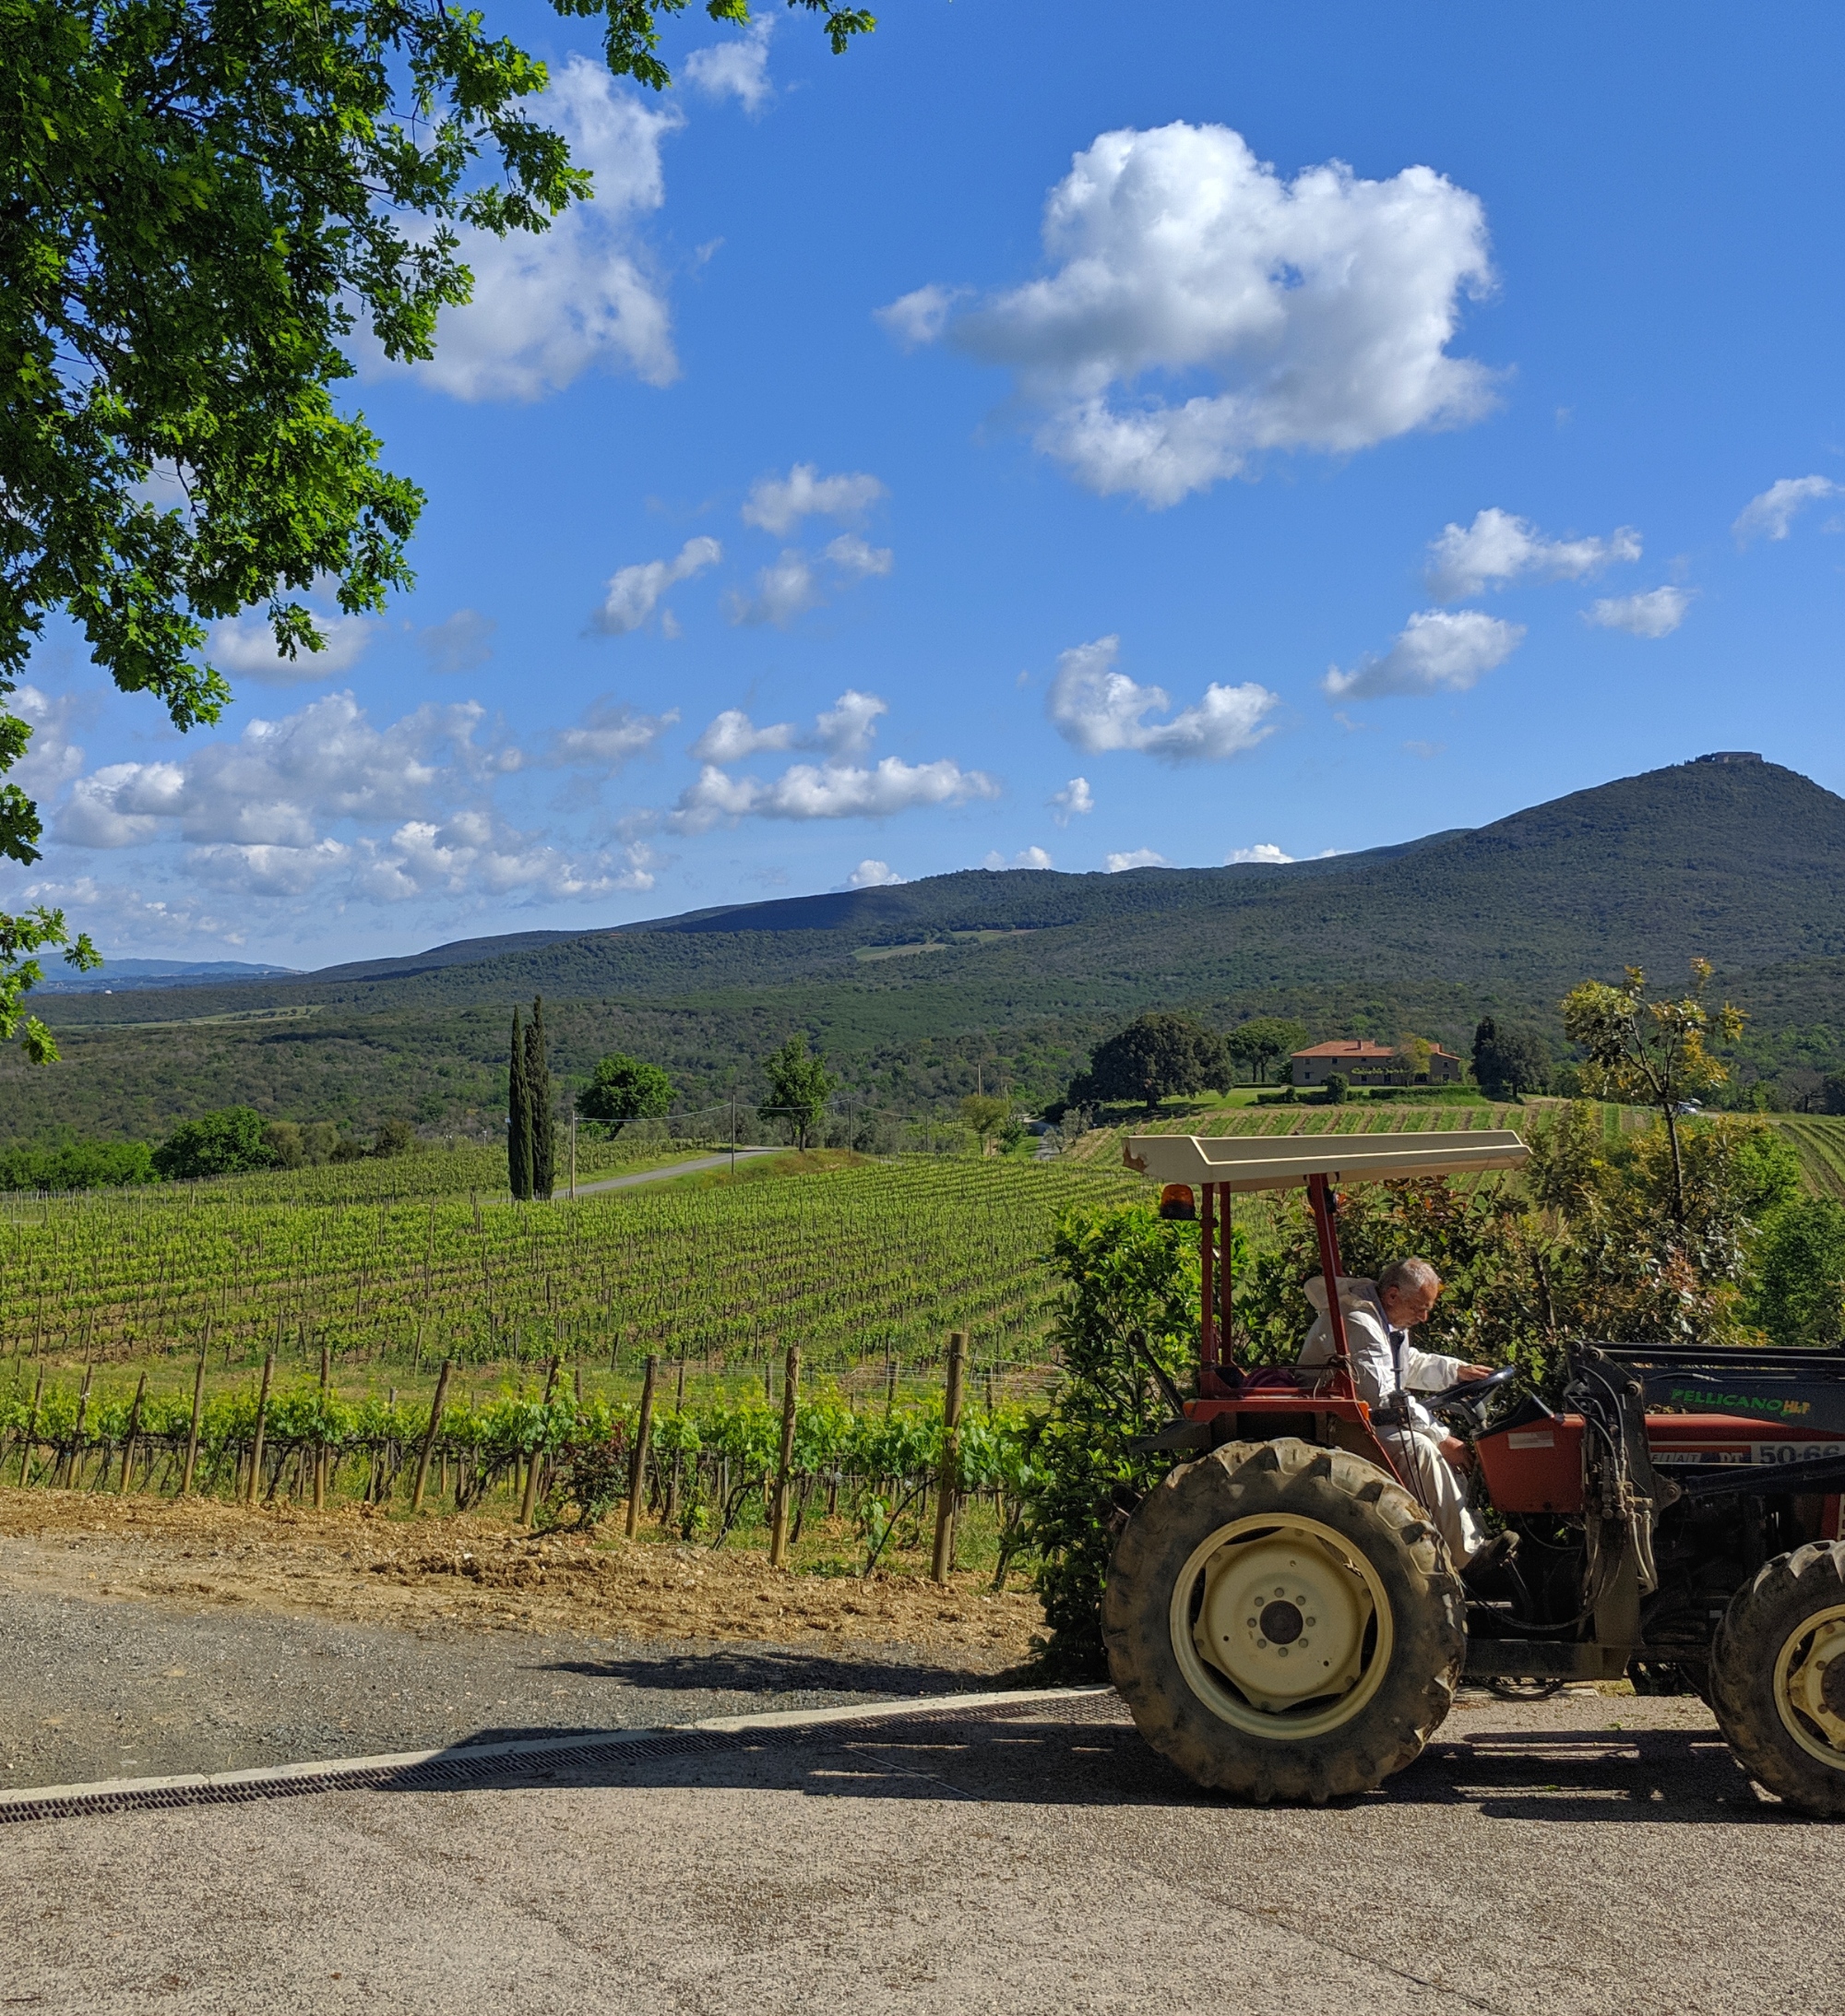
top-left (315, 1339), bottom-right (331, 1510)
top-left (180, 1343), bottom-right (207, 1496)
top-left (768, 1342), bottom-right (802, 1569)
top-left (626, 1353), bottom-right (658, 1541)
top-left (931, 1330), bottom-right (969, 1585)
top-left (244, 1351), bottom-right (275, 1508)
top-left (411, 1358), bottom-right (454, 1514)
top-left (520, 1356), bottom-right (561, 1525)
top-left (117, 1372), bottom-right (147, 1492)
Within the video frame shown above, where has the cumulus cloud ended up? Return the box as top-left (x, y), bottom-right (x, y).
top-left (1583, 586), bottom-right (1691, 638)
top-left (8, 685), bottom-right (88, 794)
top-left (741, 463), bottom-right (887, 536)
top-left (1733, 475), bottom-right (1841, 546)
top-left (875, 284), bottom-right (966, 348)
top-left (18, 874), bottom-right (247, 949)
top-left (846, 858), bottom-right (904, 889)
top-left (724, 550), bottom-right (819, 628)
top-left (549, 699), bottom-right (679, 769)
top-left (419, 608), bottom-right (497, 674)
top-left (58, 693), bottom-right (491, 852)
top-left (593, 536), bottom-right (721, 635)
top-left (362, 59), bottom-right (680, 400)
top-left (670, 756), bottom-right (997, 835)
top-left (1424, 507), bottom-right (1641, 601)
top-left (683, 15), bottom-right (775, 113)
top-left (983, 845), bottom-right (1054, 871)
top-left (823, 534), bottom-right (894, 579)
top-left (815, 689), bottom-right (887, 758)
top-left (1105, 847), bottom-right (1169, 872)
top-left (1046, 637), bottom-right (1278, 763)
top-left (1050, 776), bottom-right (1094, 825)
top-left (1227, 842), bottom-right (1292, 864)
top-left (1322, 609), bottom-right (1523, 701)
top-left (889, 123), bottom-right (1495, 506)
top-left (208, 608), bottom-right (375, 685)
top-left (689, 709), bottom-right (797, 764)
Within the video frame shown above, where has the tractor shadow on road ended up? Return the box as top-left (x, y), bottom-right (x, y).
top-left (414, 1706), bottom-right (1805, 1826)
top-left (534, 1646), bottom-right (1038, 1700)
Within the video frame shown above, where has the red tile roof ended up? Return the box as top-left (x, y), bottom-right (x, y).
top-left (1292, 1041), bottom-right (1396, 1058)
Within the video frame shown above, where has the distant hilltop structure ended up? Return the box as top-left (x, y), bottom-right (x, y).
top-left (1291, 1040), bottom-right (1466, 1089)
top-left (1694, 751), bottom-right (1764, 765)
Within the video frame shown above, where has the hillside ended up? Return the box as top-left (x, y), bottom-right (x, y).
top-left (6, 756), bottom-right (1842, 1136)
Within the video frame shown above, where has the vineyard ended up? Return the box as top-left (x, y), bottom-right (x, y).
top-left (1767, 1115), bottom-right (1845, 1201)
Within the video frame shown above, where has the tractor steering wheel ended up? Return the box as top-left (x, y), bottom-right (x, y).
top-left (1429, 1364), bottom-right (1519, 1413)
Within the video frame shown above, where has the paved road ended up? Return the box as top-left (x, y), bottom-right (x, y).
top-left (1, 1577), bottom-right (1010, 1789)
top-left (5, 1671), bottom-right (1840, 2014)
top-left (569, 1147), bottom-right (782, 1198)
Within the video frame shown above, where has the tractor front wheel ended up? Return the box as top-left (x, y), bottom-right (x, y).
top-left (1102, 1438), bottom-right (1465, 1803)
top-left (1711, 1540), bottom-right (1845, 1818)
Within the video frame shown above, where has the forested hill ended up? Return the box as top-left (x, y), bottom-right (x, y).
top-left (9, 756), bottom-right (1845, 1137)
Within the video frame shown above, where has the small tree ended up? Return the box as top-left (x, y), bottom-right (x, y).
top-left (1225, 1016), bottom-right (1308, 1085)
top-left (507, 1005), bottom-right (532, 1201)
top-left (577, 1054), bottom-right (674, 1133)
top-left (372, 1118), bottom-right (417, 1158)
top-left (152, 1106), bottom-right (274, 1180)
top-left (1561, 961), bottom-right (1745, 1228)
top-left (961, 1093), bottom-right (1016, 1154)
top-left (761, 1034), bottom-right (839, 1148)
top-left (1824, 1071), bottom-right (1845, 1117)
top-left (526, 996), bottom-right (554, 1198)
top-left (1323, 1072), bottom-right (1350, 1105)
top-left (1396, 1031), bottom-right (1434, 1080)
top-left (1751, 1199), bottom-right (1845, 1347)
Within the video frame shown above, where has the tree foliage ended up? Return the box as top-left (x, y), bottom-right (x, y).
top-left (1749, 1197), bottom-right (1845, 1348)
top-left (1067, 1011), bottom-right (1232, 1108)
top-left (150, 1103), bottom-right (272, 1178)
top-left (1472, 1016), bottom-right (1553, 1100)
top-left (507, 1004), bottom-right (532, 1199)
top-left (1561, 960), bottom-right (1745, 1225)
top-left (760, 1032), bottom-right (837, 1147)
top-left (577, 1051), bottom-right (674, 1130)
top-left (0, 0), bottom-right (874, 1048)
top-left (1224, 1015), bottom-right (1307, 1084)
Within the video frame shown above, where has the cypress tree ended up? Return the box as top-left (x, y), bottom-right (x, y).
top-left (527, 995), bottom-right (554, 1199)
top-left (507, 1006), bottom-right (532, 1200)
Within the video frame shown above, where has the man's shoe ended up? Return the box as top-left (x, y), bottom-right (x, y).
top-left (1464, 1530), bottom-right (1519, 1583)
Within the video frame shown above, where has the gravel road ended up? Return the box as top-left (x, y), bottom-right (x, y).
top-left (6, 1684), bottom-right (1841, 2016)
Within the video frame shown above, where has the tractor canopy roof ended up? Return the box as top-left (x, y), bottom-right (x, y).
top-left (1122, 1128), bottom-right (1529, 1194)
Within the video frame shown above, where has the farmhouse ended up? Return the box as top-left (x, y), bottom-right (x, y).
top-left (1290, 1041), bottom-right (1466, 1088)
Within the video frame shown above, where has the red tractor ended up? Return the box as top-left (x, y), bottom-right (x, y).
top-left (1104, 1129), bottom-right (1845, 1813)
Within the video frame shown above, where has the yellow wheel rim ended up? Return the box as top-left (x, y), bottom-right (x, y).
top-left (1168, 1512), bottom-right (1395, 1741)
top-left (1773, 1599), bottom-right (1845, 1774)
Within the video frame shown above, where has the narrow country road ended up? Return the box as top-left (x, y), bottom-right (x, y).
top-left (568, 1147), bottom-right (783, 1198)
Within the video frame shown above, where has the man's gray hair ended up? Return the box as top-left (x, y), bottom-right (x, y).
top-left (1378, 1257), bottom-right (1442, 1298)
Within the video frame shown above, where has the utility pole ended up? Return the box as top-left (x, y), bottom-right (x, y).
top-left (569, 1108), bottom-right (577, 1200)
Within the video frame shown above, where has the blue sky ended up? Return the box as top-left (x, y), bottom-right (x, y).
top-left (15, 0), bottom-right (1845, 966)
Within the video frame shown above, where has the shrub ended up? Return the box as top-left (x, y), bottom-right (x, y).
top-left (577, 1053), bottom-right (675, 1131)
top-left (372, 1118), bottom-right (418, 1158)
top-left (1750, 1199), bottom-right (1845, 1347)
top-left (0, 1139), bottom-right (155, 1192)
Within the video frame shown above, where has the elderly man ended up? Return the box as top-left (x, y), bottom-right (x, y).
top-left (1297, 1257), bottom-right (1493, 1567)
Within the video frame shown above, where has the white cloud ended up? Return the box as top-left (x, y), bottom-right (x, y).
top-left (670, 756), bottom-right (997, 834)
top-left (815, 689), bottom-right (887, 758)
top-left (1105, 847), bottom-right (1169, 872)
top-left (1046, 637), bottom-right (1278, 762)
top-left (593, 535), bottom-right (721, 635)
top-left (8, 685), bottom-right (88, 794)
top-left (58, 693), bottom-right (490, 851)
top-left (549, 699), bottom-right (679, 769)
top-left (875, 284), bottom-right (966, 349)
top-left (846, 858), bottom-right (904, 889)
top-left (742, 463), bottom-right (887, 536)
top-left (1733, 475), bottom-right (1840, 546)
top-left (1423, 507), bottom-right (1641, 601)
top-left (363, 59), bottom-right (680, 400)
top-left (1050, 776), bottom-right (1094, 825)
top-left (18, 874), bottom-right (247, 950)
top-left (683, 16), bottom-right (775, 113)
top-left (208, 608), bottom-right (375, 685)
top-left (724, 550), bottom-right (819, 628)
top-left (1322, 608), bottom-right (1523, 701)
top-left (419, 608), bottom-right (497, 674)
top-left (824, 534), bottom-right (894, 579)
top-left (689, 709), bottom-right (797, 764)
top-left (983, 845), bottom-right (1054, 871)
top-left (1583, 585), bottom-right (1691, 638)
top-left (1227, 842), bottom-right (1292, 864)
top-left (897, 123), bottom-right (1495, 506)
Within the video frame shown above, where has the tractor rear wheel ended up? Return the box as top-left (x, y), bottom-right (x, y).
top-left (1102, 1437), bottom-right (1465, 1803)
top-left (1710, 1540), bottom-right (1845, 1818)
